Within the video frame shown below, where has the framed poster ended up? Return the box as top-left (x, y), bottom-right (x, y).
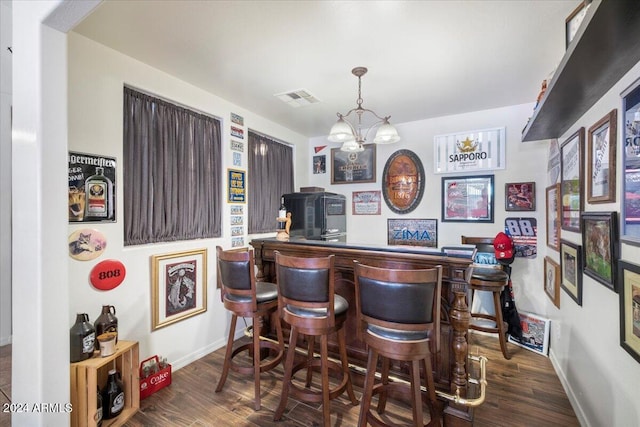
top-left (587, 109), bottom-right (617, 203)
top-left (352, 191), bottom-right (381, 215)
top-left (546, 184), bottom-right (561, 251)
top-left (565, 1), bottom-right (589, 48)
top-left (433, 127), bottom-right (506, 174)
top-left (387, 218), bottom-right (437, 248)
top-left (621, 78), bottom-right (640, 245)
top-left (441, 175), bottom-right (494, 223)
top-left (581, 211), bottom-right (619, 292)
top-left (560, 239), bottom-right (583, 306)
top-left (227, 169), bottom-right (246, 203)
top-left (508, 311), bottom-right (551, 356)
top-left (560, 128), bottom-right (585, 232)
top-left (331, 144), bottom-right (376, 184)
top-left (505, 182), bottom-right (535, 211)
top-left (313, 155), bottom-right (326, 174)
top-left (618, 260), bottom-right (640, 363)
top-left (544, 256), bottom-right (560, 308)
top-left (382, 149), bottom-right (425, 214)
top-left (151, 249), bottom-right (207, 331)
top-left (68, 151), bottom-right (116, 223)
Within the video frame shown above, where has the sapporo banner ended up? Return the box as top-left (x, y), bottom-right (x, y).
top-left (433, 127), bottom-right (506, 174)
top-left (68, 151), bottom-right (116, 223)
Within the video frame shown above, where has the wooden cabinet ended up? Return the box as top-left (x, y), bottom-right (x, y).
top-left (522, 0), bottom-right (640, 142)
top-left (70, 340), bottom-right (139, 427)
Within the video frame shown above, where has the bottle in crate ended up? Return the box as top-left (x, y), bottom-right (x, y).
top-left (101, 369), bottom-right (125, 420)
top-left (70, 313), bottom-right (95, 363)
top-left (94, 305), bottom-right (118, 350)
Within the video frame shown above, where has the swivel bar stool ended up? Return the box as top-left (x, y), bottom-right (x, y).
top-left (273, 251), bottom-right (358, 427)
top-left (354, 262), bottom-right (443, 427)
top-left (215, 246), bottom-right (285, 410)
top-left (461, 236), bottom-right (511, 359)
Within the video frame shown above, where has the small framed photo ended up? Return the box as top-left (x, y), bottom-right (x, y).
top-left (387, 218), bottom-right (437, 248)
top-left (618, 260), bottom-right (640, 363)
top-left (560, 128), bottom-right (585, 232)
top-left (581, 211), bottom-right (619, 292)
top-left (441, 174), bottom-right (494, 223)
top-left (560, 240), bottom-right (583, 306)
top-left (546, 184), bottom-right (561, 251)
top-left (505, 182), bottom-right (535, 211)
top-left (544, 256), bottom-right (560, 308)
top-left (331, 144), bottom-right (376, 184)
top-left (587, 109), bottom-right (617, 203)
top-left (565, 1), bottom-right (588, 48)
top-left (151, 249), bottom-right (208, 331)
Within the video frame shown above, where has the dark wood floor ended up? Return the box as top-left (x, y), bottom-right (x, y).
top-left (0, 333), bottom-right (579, 427)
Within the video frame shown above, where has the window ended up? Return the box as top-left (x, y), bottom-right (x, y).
top-left (123, 87), bottom-right (222, 245)
top-left (247, 131), bottom-right (294, 233)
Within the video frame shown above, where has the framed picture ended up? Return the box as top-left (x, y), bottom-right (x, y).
top-left (565, 1), bottom-right (588, 48)
top-left (68, 151), bottom-right (117, 223)
top-left (331, 144), bottom-right (376, 184)
top-left (508, 311), bottom-right (551, 356)
top-left (621, 78), bottom-right (640, 245)
top-left (441, 174), bottom-right (494, 223)
top-left (560, 128), bottom-right (585, 232)
top-left (313, 155), bottom-right (326, 174)
top-left (581, 211), bottom-right (619, 292)
top-left (544, 256), bottom-right (560, 308)
top-left (560, 239), bottom-right (583, 306)
top-left (546, 184), bottom-right (561, 251)
top-left (587, 109), bottom-right (617, 203)
top-left (387, 218), bottom-right (437, 248)
top-left (433, 127), bottom-right (506, 174)
top-left (227, 169), bottom-right (246, 203)
top-left (151, 249), bottom-right (208, 331)
top-left (382, 150), bottom-right (425, 214)
top-left (352, 190), bottom-right (381, 215)
top-left (618, 260), bottom-right (640, 363)
top-left (505, 182), bottom-right (535, 211)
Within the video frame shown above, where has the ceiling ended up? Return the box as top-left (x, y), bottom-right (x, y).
top-left (71, 0), bottom-right (580, 139)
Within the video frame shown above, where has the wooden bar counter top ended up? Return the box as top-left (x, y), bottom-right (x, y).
top-left (250, 237), bottom-right (477, 426)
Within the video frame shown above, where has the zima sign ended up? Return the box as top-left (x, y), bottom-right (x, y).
top-left (434, 127), bottom-right (506, 174)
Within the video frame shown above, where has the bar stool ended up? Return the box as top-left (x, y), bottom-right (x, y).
top-left (460, 236), bottom-right (511, 360)
top-left (354, 262), bottom-right (443, 427)
top-left (215, 246), bottom-right (285, 410)
top-left (273, 251), bottom-right (358, 427)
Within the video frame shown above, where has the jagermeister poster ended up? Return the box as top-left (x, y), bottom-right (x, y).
top-left (68, 151), bottom-right (116, 223)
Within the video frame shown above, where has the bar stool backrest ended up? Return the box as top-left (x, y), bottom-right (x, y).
top-left (354, 262), bottom-right (442, 353)
top-left (216, 246), bottom-right (257, 310)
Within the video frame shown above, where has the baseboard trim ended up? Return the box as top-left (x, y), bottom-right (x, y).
top-left (549, 348), bottom-right (589, 427)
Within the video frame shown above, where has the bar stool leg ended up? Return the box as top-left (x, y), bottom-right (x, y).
top-left (492, 291), bottom-right (511, 360)
top-left (358, 347), bottom-right (378, 427)
top-left (410, 359), bottom-right (424, 427)
top-left (274, 327), bottom-right (299, 421)
top-left (215, 314), bottom-right (238, 393)
top-left (423, 356), bottom-right (442, 427)
top-left (337, 327), bottom-right (358, 405)
top-left (305, 335), bottom-right (315, 387)
top-left (320, 334), bottom-right (331, 427)
top-left (376, 356), bottom-right (390, 414)
top-left (252, 315), bottom-right (262, 410)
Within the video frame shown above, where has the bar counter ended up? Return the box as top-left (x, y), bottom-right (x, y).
top-left (250, 237), bottom-right (477, 426)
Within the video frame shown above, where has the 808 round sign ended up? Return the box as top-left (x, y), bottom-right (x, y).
top-left (90, 259), bottom-right (126, 290)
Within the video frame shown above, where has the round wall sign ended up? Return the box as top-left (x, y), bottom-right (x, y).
top-left (90, 259), bottom-right (126, 291)
top-left (68, 228), bottom-right (107, 261)
top-left (382, 149), bottom-right (425, 214)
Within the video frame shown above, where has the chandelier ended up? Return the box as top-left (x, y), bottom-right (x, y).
top-left (328, 67), bottom-right (400, 152)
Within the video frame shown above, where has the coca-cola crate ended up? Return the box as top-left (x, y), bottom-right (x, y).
top-left (70, 340), bottom-right (139, 427)
top-left (139, 355), bottom-right (172, 399)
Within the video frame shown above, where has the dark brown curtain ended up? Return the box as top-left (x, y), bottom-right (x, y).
top-left (123, 86), bottom-right (222, 245)
top-left (248, 131), bottom-right (294, 233)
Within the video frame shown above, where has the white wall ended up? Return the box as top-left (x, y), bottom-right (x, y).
top-left (67, 32), bottom-right (308, 368)
top-left (0, 0), bottom-right (12, 346)
top-left (307, 103), bottom-right (549, 315)
top-left (548, 60), bottom-right (640, 426)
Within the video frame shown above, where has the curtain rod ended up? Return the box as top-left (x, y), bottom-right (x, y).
top-left (248, 129), bottom-right (293, 148)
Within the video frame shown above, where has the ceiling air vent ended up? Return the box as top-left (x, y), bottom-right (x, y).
top-left (275, 89), bottom-right (320, 108)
